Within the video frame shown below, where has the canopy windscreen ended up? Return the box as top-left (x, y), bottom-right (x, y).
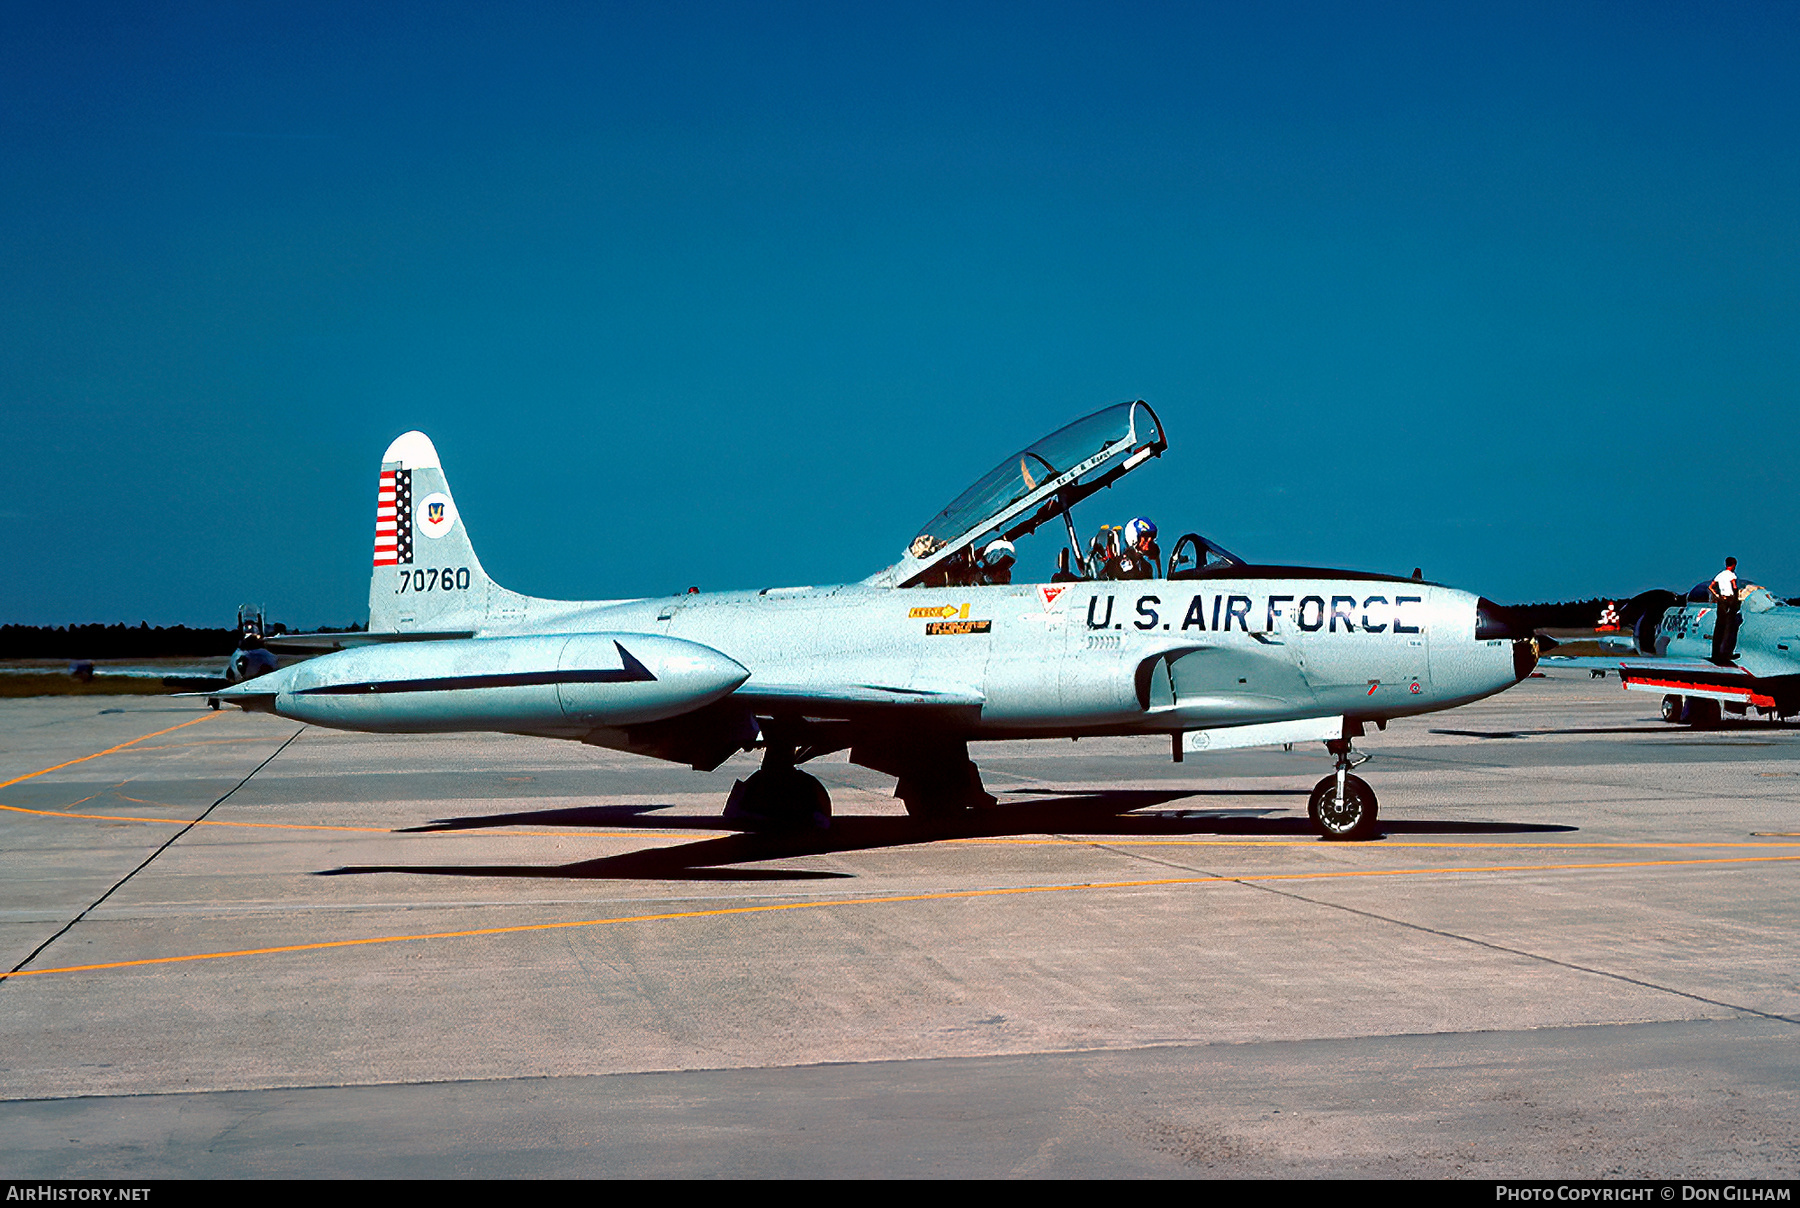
top-left (909, 402), bottom-right (1160, 555)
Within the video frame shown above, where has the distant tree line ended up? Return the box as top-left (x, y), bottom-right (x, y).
top-left (0, 621), bottom-right (365, 659)
top-left (1504, 598), bottom-right (1617, 630)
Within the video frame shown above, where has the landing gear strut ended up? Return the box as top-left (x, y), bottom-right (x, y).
top-left (849, 737), bottom-right (996, 821)
top-left (724, 732), bottom-right (831, 831)
top-left (1309, 738), bottom-right (1379, 841)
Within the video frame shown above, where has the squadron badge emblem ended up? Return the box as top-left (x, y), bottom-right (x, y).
top-left (418, 491), bottom-right (457, 539)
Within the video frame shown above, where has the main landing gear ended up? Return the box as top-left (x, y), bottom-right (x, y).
top-left (1661, 694), bottom-right (1722, 728)
top-left (725, 730), bottom-right (999, 831)
top-left (1308, 738), bottom-right (1379, 841)
top-left (895, 752), bottom-right (995, 820)
top-left (724, 734), bottom-right (831, 831)
top-left (847, 736), bottom-right (996, 822)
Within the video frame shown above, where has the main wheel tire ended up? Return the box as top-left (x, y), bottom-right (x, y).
top-left (1661, 694), bottom-right (1683, 723)
top-left (1685, 697), bottom-right (1722, 729)
top-left (723, 766), bottom-right (831, 831)
top-left (896, 758), bottom-right (995, 819)
top-left (1308, 773), bottom-right (1379, 841)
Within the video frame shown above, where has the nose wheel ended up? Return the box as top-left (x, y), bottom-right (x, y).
top-left (1310, 740), bottom-right (1379, 841)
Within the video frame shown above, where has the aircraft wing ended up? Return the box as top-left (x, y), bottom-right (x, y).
top-left (732, 681), bottom-right (986, 722)
top-left (1614, 659), bottom-right (1785, 708)
top-left (1540, 655), bottom-right (1630, 671)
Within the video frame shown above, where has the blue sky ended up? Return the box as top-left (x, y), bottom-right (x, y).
top-left (2, 2), bottom-right (1795, 626)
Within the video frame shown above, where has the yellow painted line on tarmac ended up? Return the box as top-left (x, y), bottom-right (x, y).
top-left (0, 797), bottom-right (730, 840)
top-left (10, 851), bottom-right (1799, 981)
top-left (0, 800), bottom-right (393, 833)
top-left (129, 737), bottom-right (285, 752)
top-left (0, 714), bottom-right (217, 792)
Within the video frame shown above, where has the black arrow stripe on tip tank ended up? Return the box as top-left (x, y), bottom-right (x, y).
top-left (296, 642), bottom-right (658, 695)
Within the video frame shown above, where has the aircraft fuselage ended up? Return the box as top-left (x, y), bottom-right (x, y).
top-left (261, 574), bottom-right (1523, 746)
top-left (1653, 600), bottom-right (1800, 677)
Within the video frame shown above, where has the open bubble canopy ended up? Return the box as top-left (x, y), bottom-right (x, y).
top-left (872, 401), bottom-right (1165, 588)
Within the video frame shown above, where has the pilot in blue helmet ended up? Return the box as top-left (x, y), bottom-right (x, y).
top-left (1113, 517), bottom-right (1161, 580)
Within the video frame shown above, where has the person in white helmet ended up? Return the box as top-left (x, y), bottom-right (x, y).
top-left (1113, 517), bottom-right (1162, 580)
top-left (977, 538), bottom-right (1016, 585)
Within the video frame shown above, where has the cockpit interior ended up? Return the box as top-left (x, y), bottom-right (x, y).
top-left (872, 400), bottom-right (1248, 589)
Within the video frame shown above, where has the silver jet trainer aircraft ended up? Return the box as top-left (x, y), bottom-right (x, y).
top-left (1545, 583), bottom-right (1800, 727)
top-left (215, 402), bottom-right (1544, 839)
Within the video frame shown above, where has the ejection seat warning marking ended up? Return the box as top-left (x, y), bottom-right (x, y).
top-left (13, 849), bottom-right (1800, 981)
top-left (910, 603), bottom-right (971, 619)
top-left (926, 619), bottom-right (991, 635)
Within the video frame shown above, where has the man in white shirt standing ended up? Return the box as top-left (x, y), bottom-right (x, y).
top-left (1710, 556), bottom-right (1741, 665)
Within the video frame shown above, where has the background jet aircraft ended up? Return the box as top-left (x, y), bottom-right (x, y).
top-left (213, 403), bottom-right (1543, 839)
top-left (160, 605), bottom-right (287, 696)
top-left (1543, 582), bottom-right (1800, 726)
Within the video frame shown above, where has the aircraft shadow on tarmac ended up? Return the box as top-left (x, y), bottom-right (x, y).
top-left (319, 790), bottom-right (1576, 884)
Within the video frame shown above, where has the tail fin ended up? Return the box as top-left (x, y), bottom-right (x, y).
top-left (369, 432), bottom-right (520, 634)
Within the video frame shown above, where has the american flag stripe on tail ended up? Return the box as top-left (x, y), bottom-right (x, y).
top-left (372, 469), bottom-right (414, 567)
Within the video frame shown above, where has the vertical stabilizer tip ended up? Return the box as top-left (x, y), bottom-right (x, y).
top-left (382, 431), bottom-right (441, 470)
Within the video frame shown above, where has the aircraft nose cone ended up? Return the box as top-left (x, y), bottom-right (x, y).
top-left (1474, 597), bottom-right (1553, 683)
top-left (1512, 637), bottom-right (1541, 681)
top-left (1475, 598), bottom-right (1532, 641)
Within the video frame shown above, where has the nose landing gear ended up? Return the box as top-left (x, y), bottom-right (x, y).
top-left (1309, 738), bottom-right (1379, 841)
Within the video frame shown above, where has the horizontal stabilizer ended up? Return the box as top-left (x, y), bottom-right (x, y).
top-left (263, 630), bottom-right (476, 654)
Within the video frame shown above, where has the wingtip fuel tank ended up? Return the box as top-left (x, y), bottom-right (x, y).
top-left (215, 633), bottom-right (749, 734)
